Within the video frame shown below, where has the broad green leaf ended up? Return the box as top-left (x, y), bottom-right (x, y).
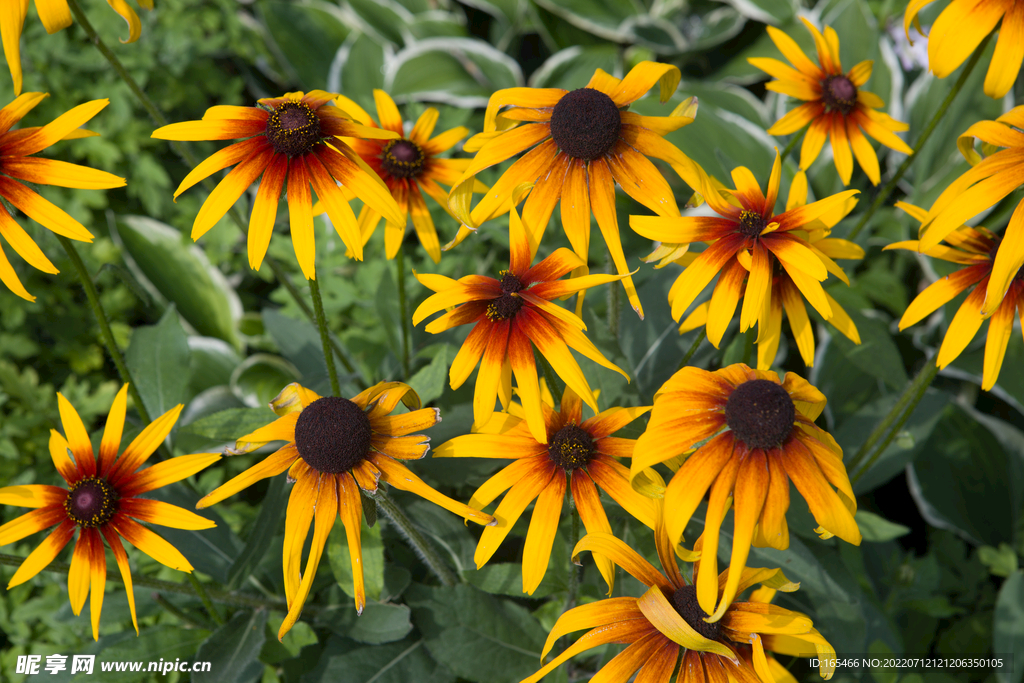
top-left (150, 483), bottom-right (243, 584)
top-left (303, 635), bottom-right (455, 683)
top-left (228, 476), bottom-right (288, 589)
top-left (332, 33), bottom-right (387, 109)
top-left (180, 406), bottom-right (277, 442)
top-left (345, 0), bottom-right (412, 45)
top-left (262, 309), bottom-right (360, 396)
top-left (385, 38), bottom-right (524, 107)
top-left (125, 306), bottom-right (191, 421)
top-left (230, 354), bottom-right (301, 408)
top-left (951, 331), bottom-right (1024, 418)
top-left (531, 0), bottom-right (636, 42)
top-left (856, 511), bottom-right (911, 542)
top-left (188, 336), bottom-right (242, 396)
top-left (994, 571), bottom-right (1024, 683)
top-left (328, 519), bottom-right (385, 603)
top-left (406, 583), bottom-right (547, 683)
top-left (49, 625), bottom-right (209, 683)
top-left (408, 345), bottom-right (452, 406)
top-left (979, 544), bottom-right (1020, 578)
top-left (324, 601), bottom-right (413, 645)
top-left (193, 609), bottom-right (268, 683)
top-left (117, 216), bottom-right (241, 349)
top-left (528, 45), bottom-right (619, 89)
top-left (259, 0), bottom-right (350, 90)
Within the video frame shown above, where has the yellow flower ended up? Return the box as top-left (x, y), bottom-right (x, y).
top-left (630, 154), bottom-right (858, 355)
top-left (152, 91), bottom-right (405, 280)
top-left (0, 93), bottom-right (125, 301)
top-left (632, 364), bottom-right (861, 622)
top-left (886, 202), bottom-right (1022, 390)
top-left (196, 382), bottom-right (494, 639)
top-left (1, 0), bottom-right (153, 95)
top-left (521, 517), bottom-right (836, 683)
top-left (434, 384), bottom-right (658, 595)
top-left (446, 61), bottom-right (705, 318)
top-left (412, 199), bottom-right (629, 443)
top-left (321, 90), bottom-right (478, 263)
top-left (905, 0), bottom-right (1023, 98)
top-left (672, 172), bottom-right (863, 369)
top-left (750, 18), bottom-right (912, 185)
top-left (0, 384), bottom-right (220, 640)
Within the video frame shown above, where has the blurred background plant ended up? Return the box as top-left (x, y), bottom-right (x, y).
top-left (0, 0), bottom-right (1021, 682)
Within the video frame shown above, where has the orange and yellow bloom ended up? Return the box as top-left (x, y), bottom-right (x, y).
top-left (434, 384), bottom-right (659, 594)
top-left (0, 385), bottom-right (220, 639)
top-left (323, 90), bottom-right (477, 263)
top-left (520, 521), bottom-right (835, 683)
top-left (751, 19), bottom-right (912, 185)
top-left (906, 0), bottom-right (1024, 98)
top-left (447, 62), bottom-right (706, 317)
top-left (0, 93), bottom-right (125, 301)
top-left (632, 364), bottom-right (861, 622)
top-left (630, 153), bottom-right (858, 352)
top-left (197, 381), bottom-right (494, 639)
top-left (412, 200), bottom-right (629, 443)
top-left (887, 202), bottom-right (1023, 390)
top-left (152, 90), bottom-right (405, 280)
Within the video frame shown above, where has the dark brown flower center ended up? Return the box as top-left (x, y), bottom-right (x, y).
top-left (265, 101), bottom-right (323, 157)
top-left (549, 88), bottom-right (621, 161)
top-left (64, 476), bottom-right (119, 528)
top-left (725, 379), bottom-right (795, 451)
top-left (381, 139), bottom-right (425, 179)
top-left (738, 210), bottom-right (768, 239)
top-left (821, 75), bottom-right (857, 116)
top-left (548, 424), bottom-right (594, 471)
top-left (294, 397), bottom-right (372, 474)
top-left (671, 584), bottom-right (721, 641)
top-left (485, 271), bottom-right (525, 322)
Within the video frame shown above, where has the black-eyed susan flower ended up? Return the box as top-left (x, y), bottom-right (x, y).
top-left (322, 90), bottom-right (478, 263)
top-left (1, 0), bottom-right (151, 95)
top-left (905, 0), bottom-right (1022, 98)
top-left (412, 200), bottom-right (629, 444)
top-left (520, 519), bottom-right (835, 683)
top-left (750, 19), bottom-right (912, 186)
top-left (446, 62), bottom-right (706, 318)
top-left (632, 364), bottom-right (861, 623)
top-left (196, 381), bottom-right (494, 639)
top-left (0, 384), bottom-right (220, 640)
top-left (916, 108), bottom-right (1024, 263)
top-left (433, 383), bottom-right (659, 594)
top-left (672, 172), bottom-right (863, 369)
top-left (152, 91), bottom-right (405, 280)
top-left (630, 153), bottom-right (858, 351)
top-left (0, 93), bottom-right (125, 301)
top-left (886, 202), bottom-right (1023, 390)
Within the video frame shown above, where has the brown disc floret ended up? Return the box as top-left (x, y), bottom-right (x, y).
top-left (265, 101), bottom-right (323, 157)
top-left (64, 476), bottom-right (119, 528)
top-left (670, 584), bottom-right (721, 641)
top-left (821, 75), bottom-right (857, 116)
top-left (724, 379), bottom-right (796, 451)
top-left (486, 271), bottom-right (525, 321)
top-left (294, 397), bottom-right (373, 474)
top-left (381, 139), bottom-right (426, 179)
top-left (548, 424), bottom-right (595, 471)
top-left (549, 88), bottom-right (621, 161)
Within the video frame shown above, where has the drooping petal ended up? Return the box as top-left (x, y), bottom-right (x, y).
top-left (571, 471), bottom-right (616, 592)
top-left (279, 474), bottom-right (337, 639)
top-left (522, 472), bottom-right (565, 594)
top-left (195, 446), bottom-right (296, 508)
top-left (474, 461), bottom-right (556, 568)
top-left (374, 456), bottom-right (495, 526)
top-left (120, 499), bottom-right (216, 530)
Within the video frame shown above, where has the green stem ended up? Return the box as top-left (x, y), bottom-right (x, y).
top-left (564, 503), bottom-right (580, 612)
top-left (67, 0), bottom-right (368, 391)
top-left (153, 593), bottom-right (215, 631)
top-left (396, 247), bottom-right (411, 379)
top-left (187, 573), bottom-right (224, 626)
top-left (0, 553), bottom-right (299, 614)
top-left (373, 489), bottom-right (459, 587)
top-left (677, 328), bottom-right (707, 370)
top-left (58, 237), bottom-right (151, 424)
top-left (848, 360), bottom-right (939, 481)
top-left (846, 34), bottom-right (991, 241)
top-left (607, 248), bottom-right (621, 339)
top-left (309, 278), bottom-right (342, 397)
top-left (538, 354), bottom-right (564, 406)
top-left (778, 128), bottom-right (805, 165)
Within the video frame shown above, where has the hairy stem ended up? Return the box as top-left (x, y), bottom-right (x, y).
top-left (309, 278), bottom-right (342, 397)
top-left (677, 328), bottom-right (707, 370)
top-left (373, 489), bottom-right (459, 587)
top-left (396, 247), bottom-right (411, 379)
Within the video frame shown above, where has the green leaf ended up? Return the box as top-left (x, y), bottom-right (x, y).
top-left (230, 353), bottom-right (301, 408)
top-left (193, 609), bottom-right (268, 683)
top-left (323, 601), bottom-right (414, 645)
top-left (125, 306), bottom-right (191, 421)
top-left (263, 309), bottom-right (359, 396)
top-left (259, 0), bottom-right (350, 89)
top-left (531, 0), bottom-right (636, 42)
top-left (856, 511), bottom-right (911, 542)
top-left (528, 45), bottom-right (618, 89)
top-left (406, 583), bottom-right (547, 683)
top-left (328, 519), bottom-right (385, 603)
top-left (180, 406), bottom-right (277, 442)
top-left (188, 336), bottom-right (242, 396)
top-left (150, 484), bottom-right (243, 584)
top-left (828, 305), bottom-right (908, 390)
top-left (908, 404), bottom-right (1018, 547)
top-left (407, 345), bottom-right (451, 406)
top-left (332, 33), bottom-right (387, 108)
top-left (49, 625), bottom-right (210, 683)
top-left (228, 476), bottom-right (289, 589)
top-left (979, 544), bottom-right (1020, 578)
top-left (303, 635), bottom-right (454, 683)
top-left (345, 0), bottom-right (411, 45)
top-left (117, 216), bottom-right (241, 349)
top-left (994, 571), bottom-right (1024, 683)
top-left (385, 38), bottom-right (523, 107)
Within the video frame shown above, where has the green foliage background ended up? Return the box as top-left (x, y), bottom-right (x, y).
top-left (0, 0), bottom-right (1022, 681)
